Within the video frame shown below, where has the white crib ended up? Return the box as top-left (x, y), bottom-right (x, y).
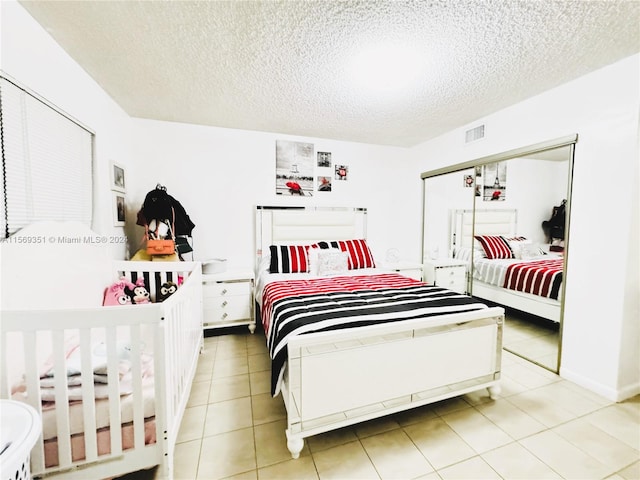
top-left (0, 222), bottom-right (203, 479)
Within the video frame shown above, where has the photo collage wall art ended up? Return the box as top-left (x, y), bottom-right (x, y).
top-left (275, 140), bottom-right (349, 196)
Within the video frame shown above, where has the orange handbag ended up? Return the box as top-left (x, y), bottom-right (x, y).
top-left (146, 209), bottom-right (176, 255)
top-left (146, 238), bottom-right (175, 255)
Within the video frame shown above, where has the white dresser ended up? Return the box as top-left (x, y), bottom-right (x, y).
top-left (202, 269), bottom-right (256, 333)
top-left (423, 259), bottom-right (467, 294)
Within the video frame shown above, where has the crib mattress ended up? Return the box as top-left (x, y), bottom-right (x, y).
top-left (44, 418), bottom-right (156, 468)
top-left (39, 384), bottom-right (156, 440)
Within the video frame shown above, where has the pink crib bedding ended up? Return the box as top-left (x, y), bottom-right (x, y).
top-left (10, 336), bottom-right (158, 468)
top-left (44, 418), bottom-right (156, 468)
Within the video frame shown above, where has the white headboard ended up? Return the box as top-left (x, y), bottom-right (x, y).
top-left (451, 209), bottom-right (517, 254)
top-left (255, 206), bottom-right (367, 264)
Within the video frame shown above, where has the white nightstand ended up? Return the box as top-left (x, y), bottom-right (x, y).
top-left (381, 261), bottom-right (424, 281)
top-left (202, 269), bottom-right (256, 333)
top-left (423, 259), bottom-right (467, 294)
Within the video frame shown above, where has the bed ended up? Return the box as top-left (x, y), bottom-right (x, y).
top-left (451, 209), bottom-right (563, 322)
top-left (0, 221), bottom-right (203, 479)
top-left (255, 206), bottom-right (504, 459)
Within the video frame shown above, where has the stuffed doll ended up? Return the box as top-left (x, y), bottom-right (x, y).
top-left (157, 281), bottom-right (178, 302)
top-left (102, 278), bottom-right (133, 306)
top-left (129, 278), bottom-right (151, 304)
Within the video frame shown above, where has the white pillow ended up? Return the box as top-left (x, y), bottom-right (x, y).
top-left (505, 236), bottom-right (531, 260)
top-left (454, 247), bottom-right (472, 262)
top-left (519, 243), bottom-right (547, 260)
top-left (308, 247), bottom-right (335, 275)
top-left (258, 255), bottom-right (271, 273)
top-left (315, 249), bottom-right (350, 276)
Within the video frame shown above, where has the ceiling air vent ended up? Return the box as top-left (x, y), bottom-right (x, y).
top-left (465, 125), bottom-right (485, 143)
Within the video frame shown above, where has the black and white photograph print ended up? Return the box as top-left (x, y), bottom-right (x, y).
top-left (335, 164), bottom-right (348, 181)
top-left (113, 193), bottom-right (126, 226)
top-left (317, 176), bottom-right (332, 192)
top-left (317, 151), bottom-right (332, 167)
top-left (475, 166), bottom-right (483, 196)
top-left (482, 161), bottom-right (507, 201)
top-left (111, 161), bottom-right (126, 192)
top-left (275, 140), bottom-right (314, 196)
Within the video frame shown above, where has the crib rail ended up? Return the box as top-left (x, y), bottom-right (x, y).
top-left (117, 261), bottom-right (203, 474)
top-left (0, 261), bottom-right (203, 479)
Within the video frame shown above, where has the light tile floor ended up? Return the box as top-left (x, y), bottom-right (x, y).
top-left (502, 311), bottom-right (560, 372)
top-left (120, 328), bottom-right (639, 480)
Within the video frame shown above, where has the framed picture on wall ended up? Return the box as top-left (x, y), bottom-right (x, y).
top-left (113, 192), bottom-right (125, 226)
top-left (317, 151), bottom-right (332, 167)
top-left (317, 176), bottom-right (332, 192)
top-left (335, 164), bottom-right (348, 181)
top-left (275, 140), bottom-right (314, 196)
top-left (482, 161), bottom-right (507, 201)
top-left (111, 161), bottom-right (126, 193)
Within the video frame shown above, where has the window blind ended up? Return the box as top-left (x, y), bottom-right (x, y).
top-left (1, 75), bottom-right (93, 237)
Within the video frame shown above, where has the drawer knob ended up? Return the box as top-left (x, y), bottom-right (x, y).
top-left (221, 300), bottom-right (228, 307)
top-left (221, 288), bottom-right (228, 295)
top-left (221, 312), bottom-right (228, 320)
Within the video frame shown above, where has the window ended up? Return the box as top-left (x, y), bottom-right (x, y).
top-left (0, 74), bottom-right (93, 237)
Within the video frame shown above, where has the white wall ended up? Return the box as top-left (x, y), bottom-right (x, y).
top-left (412, 54), bottom-right (640, 401)
top-left (130, 119), bottom-right (417, 269)
top-left (0, 0), bottom-right (133, 258)
top-left (3, 0), bottom-right (637, 401)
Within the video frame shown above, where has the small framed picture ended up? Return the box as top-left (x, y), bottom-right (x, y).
top-left (111, 161), bottom-right (126, 192)
top-left (317, 176), bottom-right (332, 192)
top-left (335, 164), bottom-right (348, 181)
top-left (463, 174), bottom-right (474, 187)
top-left (113, 192), bottom-right (125, 226)
top-left (317, 151), bottom-right (332, 168)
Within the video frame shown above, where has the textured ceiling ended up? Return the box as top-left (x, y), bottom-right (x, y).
top-left (18, 0), bottom-right (640, 147)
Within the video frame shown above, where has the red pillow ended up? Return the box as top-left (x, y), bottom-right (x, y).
top-left (474, 235), bottom-right (514, 260)
top-left (269, 245), bottom-right (309, 273)
top-left (336, 239), bottom-right (376, 269)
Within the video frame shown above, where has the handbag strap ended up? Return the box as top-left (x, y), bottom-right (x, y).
top-left (150, 208), bottom-right (176, 238)
top-left (141, 207), bottom-right (176, 245)
top-left (169, 207), bottom-right (175, 240)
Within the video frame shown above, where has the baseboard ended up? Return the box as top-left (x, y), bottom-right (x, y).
top-left (560, 367), bottom-right (640, 402)
top-left (615, 382), bottom-right (640, 402)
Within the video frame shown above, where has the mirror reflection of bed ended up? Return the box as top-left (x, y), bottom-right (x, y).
top-left (452, 208), bottom-right (564, 371)
top-left (422, 137), bottom-right (575, 373)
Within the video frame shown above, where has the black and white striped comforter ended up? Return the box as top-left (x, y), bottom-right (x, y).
top-left (261, 273), bottom-right (488, 396)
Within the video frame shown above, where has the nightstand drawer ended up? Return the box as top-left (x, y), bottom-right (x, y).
top-left (424, 260), bottom-right (467, 294)
top-left (204, 295), bottom-right (252, 323)
top-left (437, 276), bottom-right (465, 291)
top-left (434, 266), bottom-right (465, 283)
top-left (201, 269), bottom-right (256, 333)
top-left (202, 281), bottom-right (251, 298)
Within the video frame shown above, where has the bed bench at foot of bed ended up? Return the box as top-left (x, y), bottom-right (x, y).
top-left (280, 308), bottom-right (504, 459)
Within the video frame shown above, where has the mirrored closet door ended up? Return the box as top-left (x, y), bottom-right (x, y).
top-left (421, 135), bottom-right (576, 373)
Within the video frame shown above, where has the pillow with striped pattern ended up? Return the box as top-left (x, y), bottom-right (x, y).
top-left (313, 239), bottom-right (376, 269)
top-left (269, 245), bottom-right (309, 273)
top-left (474, 235), bottom-right (514, 260)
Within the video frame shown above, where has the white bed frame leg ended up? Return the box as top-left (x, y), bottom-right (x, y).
top-left (285, 429), bottom-right (304, 459)
top-left (488, 384), bottom-right (501, 400)
top-left (248, 322), bottom-right (256, 334)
